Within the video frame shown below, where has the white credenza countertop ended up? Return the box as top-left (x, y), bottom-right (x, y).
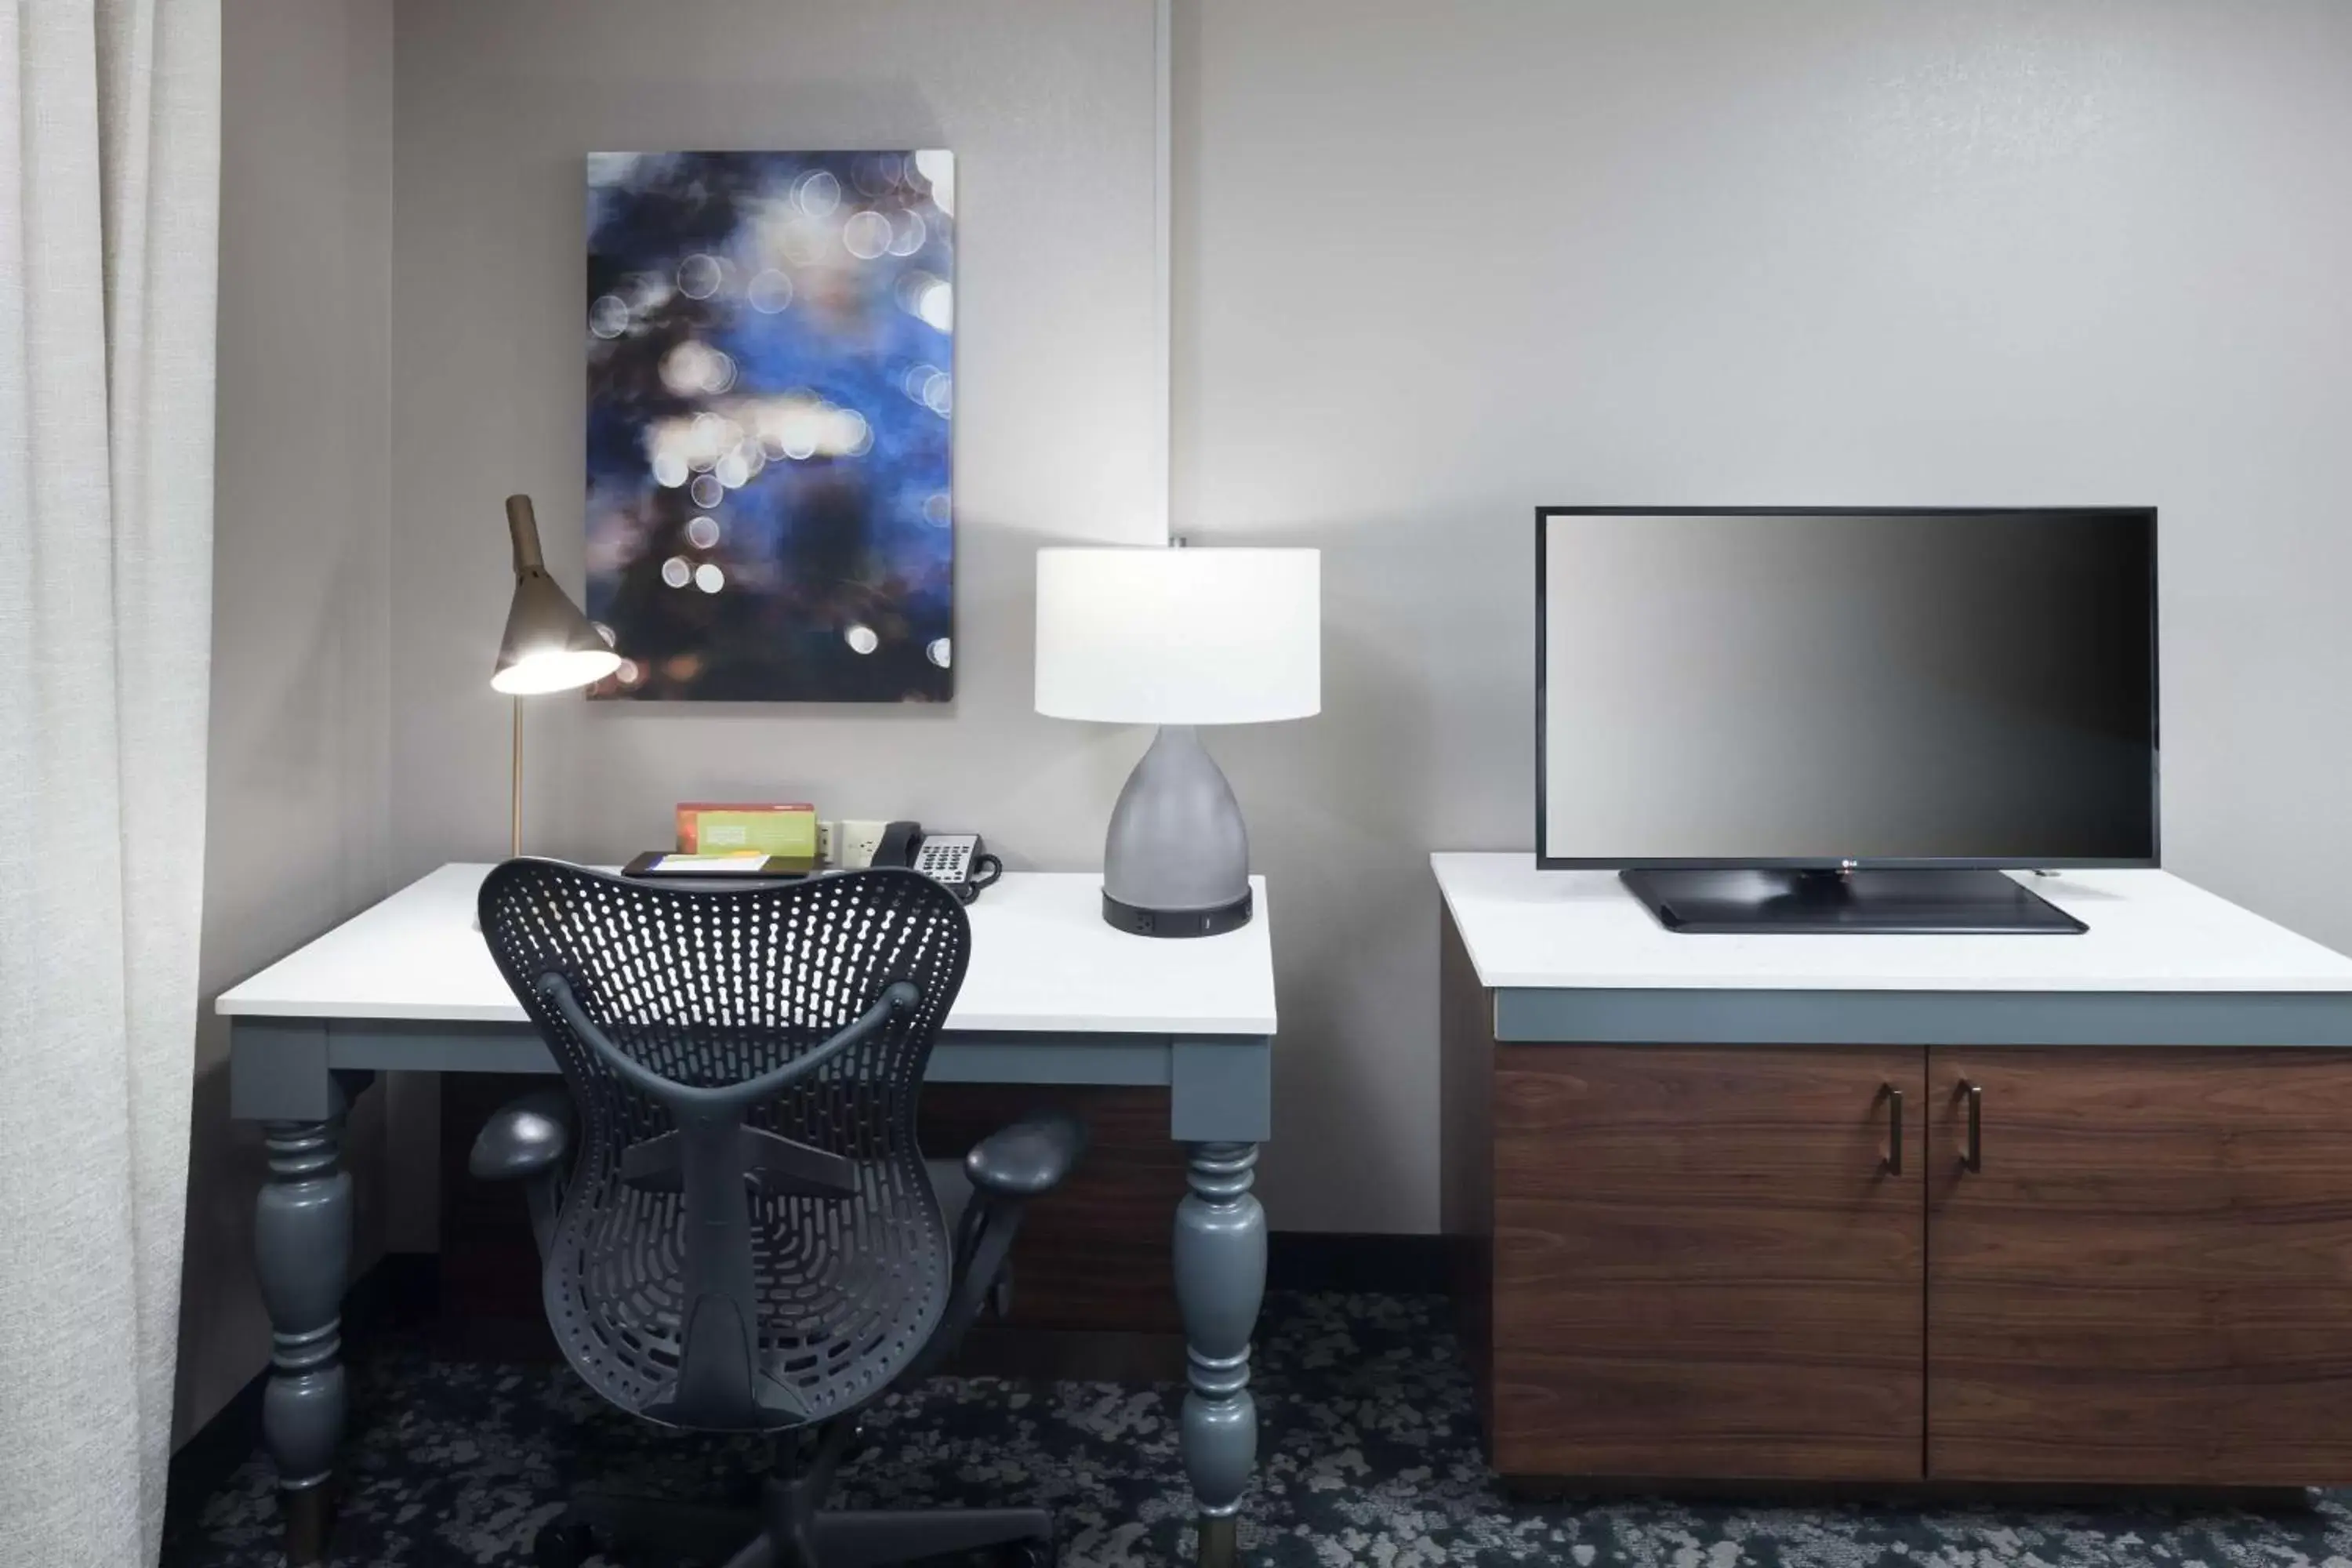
top-left (1432, 855), bottom-right (2352, 995)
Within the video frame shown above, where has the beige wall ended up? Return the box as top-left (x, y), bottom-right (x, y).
top-left (382, 0), bottom-right (1165, 1236)
top-left (1174, 0), bottom-right (2352, 1228)
top-left (183, 0), bottom-right (395, 1444)
top-left (387, 0), bottom-right (1163, 902)
top-left (196, 2), bottom-right (2352, 1359)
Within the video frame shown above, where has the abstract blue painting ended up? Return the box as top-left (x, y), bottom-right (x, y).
top-left (584, 151), bottom-right (954, 702)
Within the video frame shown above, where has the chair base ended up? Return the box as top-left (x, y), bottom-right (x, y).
top-left (536, 1490), bottom-right (1053, 1568)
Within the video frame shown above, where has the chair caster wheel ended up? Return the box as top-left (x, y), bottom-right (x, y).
top-left (535, 1518), bottom-right (598, 1568)
top-left (996, 1543), bottom-right (1054, 1568)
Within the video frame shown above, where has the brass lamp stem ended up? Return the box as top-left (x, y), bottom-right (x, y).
top-left (510, 695), bottom-right (523, 859)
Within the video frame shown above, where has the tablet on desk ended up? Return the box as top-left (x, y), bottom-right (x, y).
top-left (621, 851), bottom-right (816, 880)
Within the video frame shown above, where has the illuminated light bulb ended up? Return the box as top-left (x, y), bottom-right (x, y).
top-left (926, 637), bottom-right (952, 670)
top-left (660, 557), bottom-right (691, 589)
top-left (686, 516), bottom-right (720, 549)
top-left (689, 474), bottom-right (724, 509)
top-left (844, 624), bottom-right (879, 655)
top-left (694, 563), bottom-right (724, 594)
top-left (492, 648), bottom-right (621, 696)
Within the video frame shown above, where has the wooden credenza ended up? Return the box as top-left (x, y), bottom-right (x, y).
top-left (1434, 855), bottom-right (2352, 1488)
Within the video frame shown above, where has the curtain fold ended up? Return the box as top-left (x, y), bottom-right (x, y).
top-left (0, 2), bottom-right (220, 1563)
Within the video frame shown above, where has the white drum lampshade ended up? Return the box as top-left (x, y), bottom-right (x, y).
top-left (1035, 546), bottom-right (1319, 724)
top-left (1035, 546), bottom-right (1321, 936)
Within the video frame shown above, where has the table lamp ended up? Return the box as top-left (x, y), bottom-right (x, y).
top-left (1035, 543), bottom-right (1320, 937)
top-left (491, 494), bottom-right (620, 855)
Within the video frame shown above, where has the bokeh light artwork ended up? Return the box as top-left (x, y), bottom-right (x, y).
top-left (584, 151), bottom-right (955, 701)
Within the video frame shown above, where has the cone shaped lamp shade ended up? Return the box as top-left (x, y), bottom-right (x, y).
top-left (491, 495), bottom-right (620, 695)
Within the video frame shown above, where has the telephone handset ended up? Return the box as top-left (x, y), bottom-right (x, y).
top-left (874, 822), bottom-right (1002, 905)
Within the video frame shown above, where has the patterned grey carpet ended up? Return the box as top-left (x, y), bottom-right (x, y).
top-left (164, 1291), bottom-right (2352, 1566)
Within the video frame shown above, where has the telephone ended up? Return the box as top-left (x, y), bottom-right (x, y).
top-left (874, 822), bottom-right (1002, 905)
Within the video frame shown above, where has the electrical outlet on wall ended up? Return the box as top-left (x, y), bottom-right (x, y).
top-left (837, 819), bottom-right (890, 869)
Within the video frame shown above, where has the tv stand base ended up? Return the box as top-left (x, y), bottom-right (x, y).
top-left (1618, 867), bottom-right (2085, 935)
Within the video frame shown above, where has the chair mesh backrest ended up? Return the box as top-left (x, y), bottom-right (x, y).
top-left (477, 859), bottom-right (971, 1430)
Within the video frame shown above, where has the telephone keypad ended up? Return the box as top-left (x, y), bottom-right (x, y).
top-left (917, 839), bottom-right (972, 883)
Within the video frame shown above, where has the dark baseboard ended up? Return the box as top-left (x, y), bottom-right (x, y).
top-left (1497, 1475), bottom-right (2318, 1512)
top-left (1267, 1230), bottom-right (1457, 1294)
top-left (167, 1363), bottom-right (267, 1520)
top-left (950, 1326), bottom-right (1188, 1382)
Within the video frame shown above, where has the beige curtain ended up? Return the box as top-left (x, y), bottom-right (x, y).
top-left (0, 2), bottom-right (220, 1563)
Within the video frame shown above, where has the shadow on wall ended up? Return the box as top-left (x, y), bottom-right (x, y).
top-left (1209, 503), bottom-right (1534, 1232)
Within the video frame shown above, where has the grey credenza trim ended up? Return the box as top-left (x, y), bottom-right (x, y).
top-left (1492, 987), bottom-right (2352, 1047)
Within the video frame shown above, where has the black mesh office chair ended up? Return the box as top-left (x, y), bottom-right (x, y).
top-left (474, 858), bottom-right (1087, 1568)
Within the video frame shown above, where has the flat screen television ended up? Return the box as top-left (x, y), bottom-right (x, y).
top-left (1537, 507), bottom-right (2158, 933)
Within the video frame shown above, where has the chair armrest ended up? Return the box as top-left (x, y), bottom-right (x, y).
top-left (469, 1089), bottom-right (574, 1182)
top-left (902, 1111), bottom-right (1090, 1382)
top-left (964, 1109), bottom-right (1087, 1199)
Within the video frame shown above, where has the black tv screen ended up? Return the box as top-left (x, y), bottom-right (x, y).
top-left (1537, 507), bottom-right (2158, 868)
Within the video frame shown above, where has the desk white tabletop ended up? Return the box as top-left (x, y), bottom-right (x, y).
top-left (219, 863), bottom-right (1278, 1036)
top-left (1432, 854), bottom-right (2352, 993)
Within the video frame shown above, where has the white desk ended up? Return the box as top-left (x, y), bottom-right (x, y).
top-left (222, 863), bottom-right (1277, 1568)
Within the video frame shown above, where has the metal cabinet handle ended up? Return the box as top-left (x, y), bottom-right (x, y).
top-left (1882, 1084), bottom-right (1903, 1175)
top-left (1958, 1080), bottom-right (1983, 1173)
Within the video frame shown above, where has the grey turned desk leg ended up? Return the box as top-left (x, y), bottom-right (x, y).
top-left (255, 1073), bottom-right (365, 1566)
top-left (1175, 1142), bottom-right (1265, 1568)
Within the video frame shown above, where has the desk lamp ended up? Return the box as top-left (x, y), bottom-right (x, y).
top-left (491, 494), bottom-right (619, 855)
top-left (1035, 543), bottom-right (1320, 936)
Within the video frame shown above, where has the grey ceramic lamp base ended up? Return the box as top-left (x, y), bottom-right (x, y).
top-left (1102, 725), bottom-right (1254, 938)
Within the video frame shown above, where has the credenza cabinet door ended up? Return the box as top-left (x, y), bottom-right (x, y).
top-left (1927, 1049), bottom-right (2352, 1485)
top-left (1490, 1045), bottom-right (1927, 1481)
